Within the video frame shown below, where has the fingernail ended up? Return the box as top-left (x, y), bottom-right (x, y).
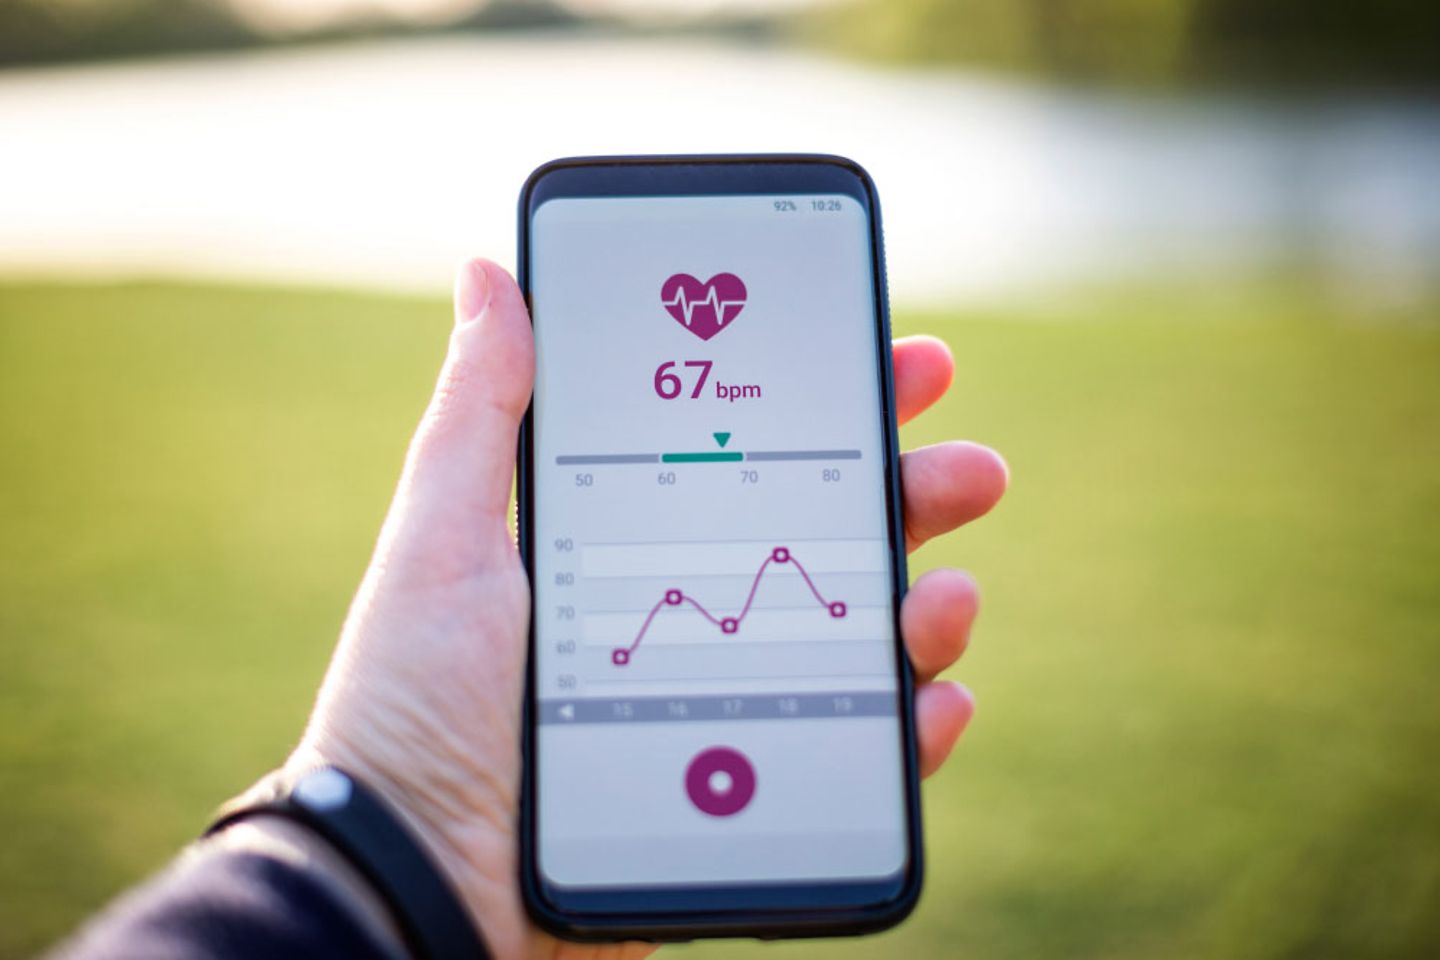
top-left (455, 260), bottom-right (491, 325)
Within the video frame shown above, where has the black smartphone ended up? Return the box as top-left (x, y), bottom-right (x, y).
top-left (516, 155), bottom-right (921, 941)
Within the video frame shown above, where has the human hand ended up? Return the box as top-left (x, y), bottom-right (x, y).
top-left (284, 258), bottom-right (1008, 959)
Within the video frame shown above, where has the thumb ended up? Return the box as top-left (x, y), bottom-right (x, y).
top-left (379, 258), bottom-right (534, 578)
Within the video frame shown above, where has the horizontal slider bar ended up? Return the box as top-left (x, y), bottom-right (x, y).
top-left (744, 449), bottom-right (862, 461)
top-left (660, 452), bottom-right (745, 463)
top-left (556, 450), bottom-right (863, 466)
top-left (556, 453), bottom-right (659, 465)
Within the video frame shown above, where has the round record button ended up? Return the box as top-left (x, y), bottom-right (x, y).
top-left (684, 746), bottom-right (756, 817)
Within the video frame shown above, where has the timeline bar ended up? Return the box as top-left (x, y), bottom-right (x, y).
top-left (537, 690), bottom-right (896, 726)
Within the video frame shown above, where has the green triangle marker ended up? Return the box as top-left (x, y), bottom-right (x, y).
top-left (713, 432), bottom-right (731, 448)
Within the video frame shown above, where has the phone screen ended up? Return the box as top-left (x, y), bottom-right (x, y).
top-left (529, 190), bottom-right (908, 891)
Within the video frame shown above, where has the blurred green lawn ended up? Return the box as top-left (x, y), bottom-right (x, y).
top-left (1, 280), bottom-right (1437, 959)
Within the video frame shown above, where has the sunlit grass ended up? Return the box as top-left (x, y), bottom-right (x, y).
top-left (1, 280), bottom-right (1437, 959)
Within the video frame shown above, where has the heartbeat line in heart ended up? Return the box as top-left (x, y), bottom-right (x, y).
top-left (611, 546), bottom-right (848, 666)
top-left (662, 284), bottom-right (745, 329)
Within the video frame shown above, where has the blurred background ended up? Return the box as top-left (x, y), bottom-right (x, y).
top-left (1, 1), bottom-right (1438, 958)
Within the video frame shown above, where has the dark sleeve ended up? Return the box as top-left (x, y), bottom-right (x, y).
top-left (47, 843), bottom-right (403, 960)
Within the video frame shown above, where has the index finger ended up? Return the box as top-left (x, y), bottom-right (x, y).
top-left (893, 335), bottom-right (954, 426)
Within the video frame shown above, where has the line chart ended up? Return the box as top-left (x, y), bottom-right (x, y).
top-left (661, 284), bottom-right (745, 329)
top-left (611, 546), bottom-right (847, 666)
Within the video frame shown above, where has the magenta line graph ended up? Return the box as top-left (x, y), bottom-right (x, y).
top-left (611, 546), bottom-right (847, 666)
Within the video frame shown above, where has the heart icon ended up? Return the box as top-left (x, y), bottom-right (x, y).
top-left (660, 273), bottom-right (747, 341)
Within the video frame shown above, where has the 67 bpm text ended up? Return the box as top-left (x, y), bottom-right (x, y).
top-left (654, 360), bottom-right (762, 402)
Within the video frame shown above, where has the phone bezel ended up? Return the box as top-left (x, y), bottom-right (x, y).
top-left (515, 155), bottom-right (922, 941)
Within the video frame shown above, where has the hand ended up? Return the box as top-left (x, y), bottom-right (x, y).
top-left (284, 259), bottom-right (1008, 959)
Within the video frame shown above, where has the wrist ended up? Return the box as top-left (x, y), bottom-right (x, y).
top-left (213, 763), bottom-right (496, 959)
top-left (209, 815), bottom-right (406, 956)
top-left (284, 735), bottom-right (519, 951)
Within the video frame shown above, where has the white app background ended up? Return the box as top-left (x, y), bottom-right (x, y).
top-left (531, 195), bottom-right (908, 887)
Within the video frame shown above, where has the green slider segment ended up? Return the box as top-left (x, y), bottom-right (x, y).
top-left (661, 452), bottom-right (745, 463)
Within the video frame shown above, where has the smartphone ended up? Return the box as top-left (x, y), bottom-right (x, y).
top-left (516, 155), bottom-right (920, 941)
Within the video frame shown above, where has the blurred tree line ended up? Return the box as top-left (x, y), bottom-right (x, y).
top-left (2, 0), bottom-right (1437, 90)
top-left (806, 0), bottom-right (1440, 90)
top-left (0, 0), bottom-right (253, 65)
top-left (0, 0), bottom-right (582, 67)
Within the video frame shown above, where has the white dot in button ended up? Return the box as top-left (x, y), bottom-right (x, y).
top-left (708, 770), bottom-right (733, 796)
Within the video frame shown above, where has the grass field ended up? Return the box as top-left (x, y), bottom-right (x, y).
top-left (1, 280), bottom-right (1438, 959)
